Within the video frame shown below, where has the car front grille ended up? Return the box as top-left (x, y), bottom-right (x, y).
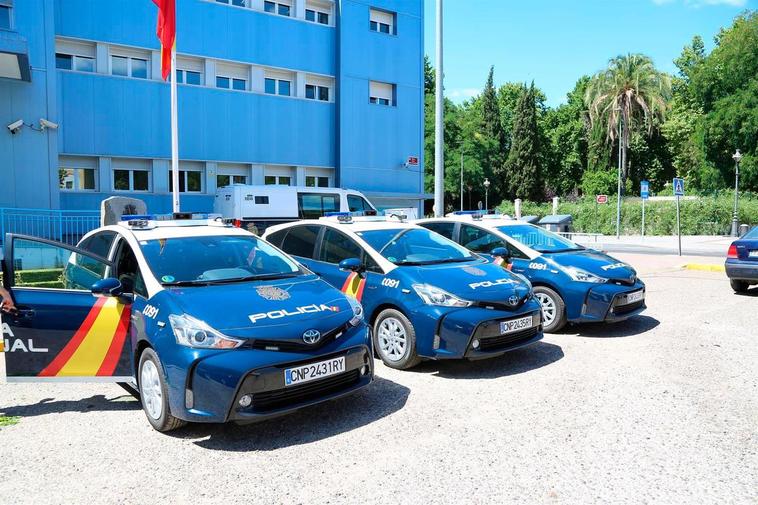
top-left (244, 323), bottom-right (350, 352)
top-left (612, 299), bottom-right (644, 315)
top-left (250, 369), bottom-right (361, 412)
top-left (476, 326), bottom-right (540, 352)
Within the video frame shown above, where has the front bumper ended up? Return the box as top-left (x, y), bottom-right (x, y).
top-left (577, 281), bottom-right (646, 323)
top-left (725, 260), bottom-right (758, 282)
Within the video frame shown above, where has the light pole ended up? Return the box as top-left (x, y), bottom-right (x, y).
top-left (433, 0), bottom-right (444, 217)
top-left (615, 110), bottom-right (623, 239)
top-left (483, 178), bottom-right (490, 212)
top-left (731, 149), bottom-right (742, 237)
top-left (460, 152), bottom-right (464, 211)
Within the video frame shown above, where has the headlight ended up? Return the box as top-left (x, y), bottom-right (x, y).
top-left (169, 314), bottom-right (243, 349)
top-left (412, 284), bottom-right (472, 307)
top-left (347, 296), bottom-right (364, 326)
top-left (564, 266), bottom-right (607, 283)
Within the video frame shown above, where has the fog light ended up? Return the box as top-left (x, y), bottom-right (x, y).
top-left (238, 394), bottom-right (252, 407)
top-left (472, 339), bottom-right (480, 349)
top-left (360, 365), bottom-right (369, 376)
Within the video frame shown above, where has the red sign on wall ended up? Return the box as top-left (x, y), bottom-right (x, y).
top-left (596, 194), bottom-right (608, 204)
top-left (406, 156), bottom-right (419, 167)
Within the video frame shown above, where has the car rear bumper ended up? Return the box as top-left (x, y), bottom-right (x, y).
top-left (725, 260), bottom-right (758, 282)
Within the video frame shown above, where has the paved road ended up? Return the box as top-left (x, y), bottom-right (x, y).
top-left (1, 260), bottom-right (756, 504)
top-left (572, 235), bottom-right (735, 258)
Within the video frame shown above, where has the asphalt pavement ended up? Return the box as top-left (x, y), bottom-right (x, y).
top-left (1, 256), bottom-right (756, 504)
top-left (571, 234), bottom-right (735, 258)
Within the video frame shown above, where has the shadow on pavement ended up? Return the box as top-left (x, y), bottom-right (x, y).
top-left (563, 315), bottom-right (660, 338)
top-left (174, 376), bottom-right (409, 451)
top-left (409, 341), bottom-right (564, 380)
top-left (1, 394), bottom-right (139, 418)
top-left (734, 286), bottom-right (758, 297)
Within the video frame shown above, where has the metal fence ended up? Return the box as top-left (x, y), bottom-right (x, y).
top-left (0, 208), bottom-right (100, 247)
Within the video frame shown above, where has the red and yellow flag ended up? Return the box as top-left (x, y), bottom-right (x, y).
top-left (152, 0), bottom-right (176, 81)
top-left (341, 272), bottom-right (366, 302)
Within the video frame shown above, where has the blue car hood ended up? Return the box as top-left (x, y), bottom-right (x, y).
top-left (407, 260), bottom-right (532, 303)
top-left (166, 275), bottom-right (353, 339)
top-left (545, 249), bottom-right (637, 283)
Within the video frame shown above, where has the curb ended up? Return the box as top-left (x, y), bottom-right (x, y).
top-left (681, 263), bottom-right (725, 272)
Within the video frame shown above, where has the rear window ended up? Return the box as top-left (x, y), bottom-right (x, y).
top-left (281, 225), bottom-right (320, 259)
top-left (420, 222), bottom-right (455, 240)
top-left (744, 226), bottom-right (758, 239)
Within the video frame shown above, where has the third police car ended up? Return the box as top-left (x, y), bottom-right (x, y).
top-left (418, 213), bottom-right (646, 332)
top-left (263, 213), bottom-right (543, 370)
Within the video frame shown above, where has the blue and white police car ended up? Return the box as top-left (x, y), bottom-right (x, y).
top-left (1, 213), bottom-right (372, 432)
top-left (263, 213), bottom-right (543, 370)
top-left (417, 213), bottom-right (646, 332)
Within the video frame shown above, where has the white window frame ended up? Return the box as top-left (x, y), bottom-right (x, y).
top-left (217, 164), bottom-right (250, 187)
top-left (264, 175), bottom-right (292, 186)
top-left (0, 3), bottom-right (13, 31)
top-left (369, 8), bottom-right (395, 35)
top-left (264, 72), bottom-right (293, 97)
top-left (109, 48), bottom-right (151, 79)
top-left (55, 39), bottom-right (96, 73)
top-left (59, 166), bottom-right (98, 192)
top-left (216, 61), bottom-right (249, 91)
top-left (175, 56), bottom-right (204, 86)
top-left (264, 0), bottom-right (292, 17)
top-left (169, 168), bottom-right (205, 194)
top-left (369, 80), bottom-right (395, 106)
top-left (305, 175), bottom-right (330, 188)
top-left (305, 0), bottom-right (332, 26)
top-left (112, 168), bottom-right (151, 192)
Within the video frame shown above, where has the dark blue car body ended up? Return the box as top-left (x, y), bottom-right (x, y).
top-left (725, 226), bottom-right (758, 291)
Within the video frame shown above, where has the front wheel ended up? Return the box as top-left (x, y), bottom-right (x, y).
top-left (138, 348), bottom-right (186, 432)
top-left (730, 279), bottom-right (750, 293)
top-left (533, 286), bottom-right (566, 333)
top-left (373, 309), bottom-right (421, 370)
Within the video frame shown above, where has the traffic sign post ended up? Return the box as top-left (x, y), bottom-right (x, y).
top-left (640, 181), bottom-right (649, 237)
top-left (596, 194), bottom-right (608, 204)
top-left (673, 178), bottom-right (684, 256)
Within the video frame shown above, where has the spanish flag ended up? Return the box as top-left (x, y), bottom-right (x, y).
top-left (152, 0), bottom-right (176, 81)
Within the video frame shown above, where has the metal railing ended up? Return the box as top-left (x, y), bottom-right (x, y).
top-left (0, 208), bottom-right (100, 246)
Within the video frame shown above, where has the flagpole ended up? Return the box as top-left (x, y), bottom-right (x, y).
top-left (170, 44), bottom-right (179, 213)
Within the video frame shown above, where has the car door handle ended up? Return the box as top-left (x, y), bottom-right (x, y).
top-left (13, 308), bottom-right (35, 319)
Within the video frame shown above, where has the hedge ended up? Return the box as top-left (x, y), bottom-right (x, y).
top-left (497, 193), bottom-right (758, 236)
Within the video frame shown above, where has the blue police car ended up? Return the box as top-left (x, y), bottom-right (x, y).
top-left (725, 225), bottom-right (758, 293)
top-left (0, 214), bottom-right (372, 432)
top-left (263, 214), bottom-right (543, 370)
top-left (418, 214), bottom-right (646, 332)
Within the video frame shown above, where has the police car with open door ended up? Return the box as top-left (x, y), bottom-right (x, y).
top-left (263, 213), bottom-right (543, 370)
top-left (1, 213), bottom-right (372, 432)
top-left (417, 213), bottom-right (646, 332)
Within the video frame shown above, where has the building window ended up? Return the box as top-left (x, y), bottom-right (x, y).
top-left (176, 69), bottom-right (202, 85)
top-left (113, 168), bottom-right (150, 192)
top-left (369, 8), bottom-right (395, 34)
top-left (216, 0), bottom-right (246, 6)
top-left (217, 174), bottom-right (247, 187)
top-left (305, 176), bottom-right (329, 188)
top-left (216, 76), bottom-right (247, 91)
top-left (59, 167), bottom-right (97, 191)
top-left (305, 84), bottom-right (330, 101)
top-left (306, 9), bottom-right (329, 25)
top-left (264, 175), bottom-right (291, 186)
top-left (111, 55), bottom-right (149, 79)
top-left (55, 53), bottom-right (95, 72)
top-left (265, 78), bottom-right (291, 96)
top-left (0, 5), bottom-right (11, 30)
top-left (369, 80), bottom-right (395, 106)
top-left (169, 170), bottom-right (203, 193)
top-left (264, 1), bottom-right (290, 16)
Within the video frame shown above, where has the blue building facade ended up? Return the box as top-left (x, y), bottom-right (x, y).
top-left (0, 0), bottom-right (424, 214)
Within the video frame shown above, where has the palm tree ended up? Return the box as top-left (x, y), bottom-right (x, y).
top-left (585, 54), bottom-right (672, 189)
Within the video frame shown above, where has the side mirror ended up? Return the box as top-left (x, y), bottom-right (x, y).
top-left (91, 278), bottom-right (123, 298)
top-left (491, 247), bottom-right (510, 260)
top-left (339, 257), bottom-right (365, 274)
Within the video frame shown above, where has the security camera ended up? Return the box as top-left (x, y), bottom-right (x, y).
top-left (7, 119), bottom-right (23, 134)
top-left (39, 118), bottom-right (58, 131)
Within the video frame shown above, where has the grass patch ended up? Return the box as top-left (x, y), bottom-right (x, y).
top-left (0, 415), bottom-right (20, 428)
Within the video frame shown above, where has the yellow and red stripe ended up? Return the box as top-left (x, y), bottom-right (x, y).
top-left (341, 272), bottom-right (366, 302)
top-left (39, 298), bottom-right (131, 377)
top-left (493, 257), bottom-right (513, 271)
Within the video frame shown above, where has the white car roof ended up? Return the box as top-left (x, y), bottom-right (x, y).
top-left (115, 222), bottom-right (251, 241)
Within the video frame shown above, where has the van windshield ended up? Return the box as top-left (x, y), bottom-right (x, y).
top-left (357, 228), bottom-right (475, 266)
top-left (140, 235), bottom-right (302, 286)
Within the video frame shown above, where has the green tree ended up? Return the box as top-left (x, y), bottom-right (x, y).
top-left (585, 54), bottom-right (672, 193)
top-left (504, 83), bottom-right (542, 200)
top-left (423, 55), bottom-right (435, 95)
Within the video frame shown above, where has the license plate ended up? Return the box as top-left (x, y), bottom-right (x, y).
top-left (622, 290), bottom-right (645, 305)
top-left (749, 250), bottom-right (758, 258)
top-left (499, 315), bottom-right (533, 335)
top-left (284, 356), bottom-right (345, 386)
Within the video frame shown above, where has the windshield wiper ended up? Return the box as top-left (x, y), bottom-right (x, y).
top-left (162, 280), bottom-right (211, 287)
top-left (202, 272), bottom-right (300, 285)
top-left (394, 257), bottom-right (474, 266)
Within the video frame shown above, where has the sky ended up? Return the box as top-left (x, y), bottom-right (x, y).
top-left (423, 0), bottom-right (757, 107)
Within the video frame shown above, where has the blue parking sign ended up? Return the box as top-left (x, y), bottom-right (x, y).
top-left (673, 177), bottom-right (684, 197)
top-left (641, 180), bottom-right (649, 199)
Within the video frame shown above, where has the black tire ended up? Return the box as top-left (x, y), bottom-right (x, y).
top-left (138, 348), bottom-right (186, 432)
top-left (373, 309), bottom-right (421, 370)
top-left (730, 279), bottom-right (750, 293)
top-left (533, 286), bottom-right (567, 333)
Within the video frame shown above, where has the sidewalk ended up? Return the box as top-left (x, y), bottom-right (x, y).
top-left (571, 234), bottom-right (733, 258)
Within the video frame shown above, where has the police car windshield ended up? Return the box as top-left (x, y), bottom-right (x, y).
top-left (496, 224), bottom-right (582, 253)
top-left (140, 235), bottom-right (302, 285)
top-left (357, 228), bottom-right (475, 265)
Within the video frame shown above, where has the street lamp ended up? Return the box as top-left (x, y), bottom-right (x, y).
top-left (731, 149), bottom-right (742, 237)
top-left (483, 178), bottom-right (491, 211)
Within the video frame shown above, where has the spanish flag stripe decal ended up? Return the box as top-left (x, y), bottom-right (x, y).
top-left (96, 304), bottom-right (132, 376)
top-left (341, 272), bottom-right (366, 302)
top-left (38, 297), bottom-right (108, 377)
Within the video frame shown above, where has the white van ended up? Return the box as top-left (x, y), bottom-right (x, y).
top-left (214, 184), bottom-right (377, 234)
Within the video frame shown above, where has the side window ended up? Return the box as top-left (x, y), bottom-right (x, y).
top-left (280, 225), bottom-right (320, 259)
top-left (319, 228), bottom-right (363, 264)
top-left (12, 237), bottom-right (109, 290)
top-left (459, 224), bottom-right (506, 253)
top-left (298, 193), bottom-right (340, 219)
top-left (266, 229), bottom-right (288, 248)
top-left (506, 242), bottom-right (529, 260)
top-left (78, 231), bottom-right (117, 259)
top-left (347, 195), bottom-right (372, 212)
top-left (421, 222), bottom-right (456, 240)
top-left (114, 241), bottom-right (147, 297)
top-left (364, 253), bottom-right (383, 274)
